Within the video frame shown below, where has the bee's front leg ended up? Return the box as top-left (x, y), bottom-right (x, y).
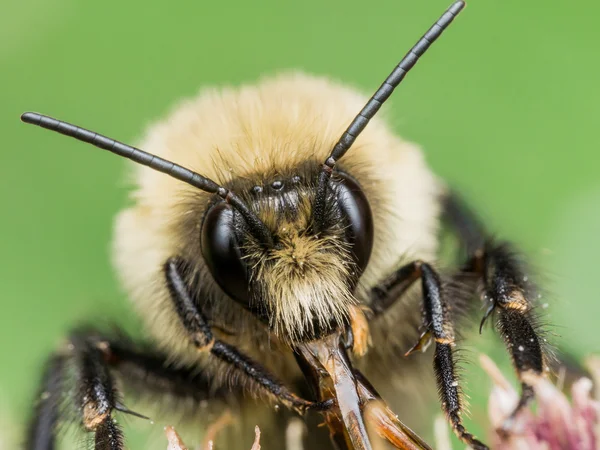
top-left (164, 257), bottom-right (327, 414)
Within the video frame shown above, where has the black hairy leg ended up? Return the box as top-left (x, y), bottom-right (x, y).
top-left (73, 333), bottom-right (126, 450)
top-left (443, 193), bottom-right (547, 428)
top-left (26, 328), bottom-right (245, 450)
top-left (165, 257), bottom-right (327, 414)
top-left (27, 333), bottom-right (127, 450)
top-left (369, 260), bottom-right (488, 450)
top-left (370, 261), bottom-right (422, 316)
top-left (472, 243), bottom-right (545, 427)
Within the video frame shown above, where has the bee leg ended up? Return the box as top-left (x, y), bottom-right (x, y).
top-left (369, 260), bottom-right (422, 315)
top-left (406, 263), bottom-right (489, 450)
top-left (368, 257), bottom-right (486, 447)
top-left (165, 257), bottom-right (326, 414)
top-left (26, 333), bottom-right (126, 450)
top-left (472, 243), bottom-right (545, 429)
top-left (441, 192), bottom-right (485, 257)
top-left (442, 193), bottom-right (547, 428)
top-left (68, 332), bottom-right (126, 450)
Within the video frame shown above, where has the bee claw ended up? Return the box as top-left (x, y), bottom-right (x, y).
top-left (479, 303), bottom-right (495, 334)
top-left (290, 397), bottom-right (334, 415)
top-left (309, 398), bottom-right (335, 412)
top-left (405, 331), bottom-right (432, 356)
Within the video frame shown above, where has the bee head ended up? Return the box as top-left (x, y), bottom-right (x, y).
top-left (201, 167), bottom-right (374, 343)
top-left (20, 0), bottom-right (458, 345)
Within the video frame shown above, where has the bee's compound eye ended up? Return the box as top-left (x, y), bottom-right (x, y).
top-left (201, 202), bottom-right (250, 304)
top-left (334, 172), bottom-right (374, 274)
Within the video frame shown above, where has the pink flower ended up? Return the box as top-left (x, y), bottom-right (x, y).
top-left (481, 354), bottom-right (600, 450)
top-left (166, 356), bottom-right (600, 450)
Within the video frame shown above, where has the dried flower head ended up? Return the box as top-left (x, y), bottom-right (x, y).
top-left (482, 354), bottom-right (600, 450)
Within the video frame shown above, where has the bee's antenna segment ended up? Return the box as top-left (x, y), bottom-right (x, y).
top-left (313, 0), bottom-right (466, 231)
top-left (20, 112), bottom-right (274, 247)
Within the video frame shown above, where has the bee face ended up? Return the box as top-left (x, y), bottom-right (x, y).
top-left (110, 73), bottom-right (442, 364)
top-left (201, 163), bottom-right (374, 343)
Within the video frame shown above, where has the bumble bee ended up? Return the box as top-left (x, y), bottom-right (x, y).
top-left (22, 1), bottom-right (549, 449)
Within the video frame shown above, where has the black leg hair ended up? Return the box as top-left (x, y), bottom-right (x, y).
top-left (476, 244), bottom-right (545, 424)
top-left (164, 257), bottom-right (327, 414)
top-left (94, 418), bottom-right (124, 450)
top-left (27, 334), bottom-right (126, 450)
top-left (413, 263), bottom-right (488, 450)
top-left (71, 334), bottom-right (119, 430)
top-left (72, 333), bottom-right (125, 450)
top-left (443, 192), bottom-right (547, 426)
top-left (370, 260), bottom-right (488, 449)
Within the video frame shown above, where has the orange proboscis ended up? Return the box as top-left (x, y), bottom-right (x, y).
top-left (297, 331), bottom-right (432, 450)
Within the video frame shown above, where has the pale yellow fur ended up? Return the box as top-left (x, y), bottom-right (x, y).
top-left (112, 73), bottom-right (443, 438)
top-left (251, 216), bottom-right (356, 343)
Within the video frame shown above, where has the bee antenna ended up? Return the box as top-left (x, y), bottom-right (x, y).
top-left (20, 112), bottom-right (274, 247)
top-left (313, 0), bottom-right (466, 232)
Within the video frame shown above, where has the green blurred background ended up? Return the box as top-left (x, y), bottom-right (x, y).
top-left (1, 0), bottom-right (599, 448)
